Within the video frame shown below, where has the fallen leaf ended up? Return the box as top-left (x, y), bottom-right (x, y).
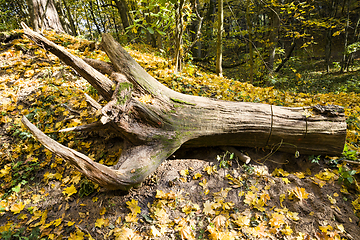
top-left (62, 184), bottom-right (77, 197)
top-left (10, 201), bottom-right (25, 214)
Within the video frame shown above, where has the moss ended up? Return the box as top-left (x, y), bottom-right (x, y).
top-left (170, 97), bottom-right (196, 106)
top-left (117, 82), bottom-right (133, 105)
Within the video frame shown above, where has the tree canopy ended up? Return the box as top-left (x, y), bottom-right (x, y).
top-left (1, 0), bottom-right (359, 80)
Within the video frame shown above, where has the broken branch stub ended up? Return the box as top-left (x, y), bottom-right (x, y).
top-left (21, 24), bottom-right (347, 190)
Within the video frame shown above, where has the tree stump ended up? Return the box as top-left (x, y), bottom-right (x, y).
top-left (20, 23), bottom-right (347, 190)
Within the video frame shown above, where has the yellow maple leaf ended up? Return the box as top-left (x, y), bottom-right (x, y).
top-left (336, 224), bottom-right (345, 233)
top-left (281, 225), bottom-right (293, 235)
top-left (310, 177), bottom-right (327, 188)
top-left (53, 218), bottom-right (62, 227)
top-left (315, 169), bottom-right (336, 181)
top-left (233, 214), bottom-right (250, 227)
top-left (282, 177), bottom-right (291, 184)
top-left (70, 173), bottom-right (82, 184)
top-left (269, 212), bottom-right (285, 228)
top-left (67, 221), bottom-right (75, 226)
top-left (112, 227), bottom-right (141, 240)
top-left (204, 165), bottom-right (217, 175)
top-left (351, 196), bottom-right (360, 210)
top-left (125, 213), bottom-right (138, 223)
top-left (213, 188), bottom-right (231, 202)
top-left (289, 187), bottom-right (309, 201)
top-left (244, 191), bottom-right (257, 205)
top-left (0, 165), bottom-right (11, 178)
top-left (287, 211), bottom-right (299, 221)
top-left (62, 184), bottom-right (77, 197)
top-left (327, 194), bottom-right (336, 204)
top-left (180, 169), bottom-right (189, 177)
top-left (199, 178), bottom-right (208, 189)
top-left (193, 173), bottom-right (202, 180)
top-left (10, 201), bottom-right (25, 214)
top-left (253, 198), bottom-right (265, 212)
top-left (203, 200), bottom-right (216, 215)
top-left (260, 192), bottom-right (270, 204)
top-left (155, 189), bottom-right (166, 199)
top-left (150, 225), bottom-right (162, 237)
top-left (180, 225), bottom-right (195, 240)
top-left (222, 201), bottom-right (234, 210)
top-left (32, 194), bottom-right (41, 204)
top-left (319, 225), bottom-right (333, 233)
top-left (272, 168), bottom-right (289, 177)
top-left (294, 172), bottom-right (305, 179)
top-left (126, 199), bottom-right (141, 215)
top-left (17, 213), bottom-right (28, 220)
top-left (212, 215), bottom-right (227, 229)
top-left (95, 218), bottom-right (109, 228)
top-left (68, 228), bottom-right (84, 240)
top-left (207, 225), bottom-right (221, 240)
top-left (99, 207), bottom-right (106, 215)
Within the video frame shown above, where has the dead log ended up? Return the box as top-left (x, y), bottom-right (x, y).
top-left (20, 23), bottom-right (347, 190)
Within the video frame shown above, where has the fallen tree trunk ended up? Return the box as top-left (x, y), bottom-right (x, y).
top-left (20, 23), bottom-right (347, 190)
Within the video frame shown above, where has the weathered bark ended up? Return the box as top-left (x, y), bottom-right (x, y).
top-left (28, 0), bottom-right (65, 33)
top-left (21, 23), bottom-right (347, 191)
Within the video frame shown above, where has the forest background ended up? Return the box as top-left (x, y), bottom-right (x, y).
top-left (1, 0), bottom-right (360, 239)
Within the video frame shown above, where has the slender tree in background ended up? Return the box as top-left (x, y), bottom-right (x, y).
top-left (27, 0), bottom-right (65, 32)
top-left (267, 9), bottom-right (280, 73)
top-left (324, 0), bottom-right (336, 73)
top-left (113, 0), bottom-right (131, 31)
top-left (246, 0), bottom-right (253, 84)
top-left (215, 0), bottom-right (223, 77)
top-left (62, 0), bottom-right (77, 35)
top-left (174, 0), bottom-right (185, 74)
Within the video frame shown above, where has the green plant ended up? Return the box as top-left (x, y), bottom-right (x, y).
top-left (242, 164), bottom-right (254, 175)
top-left (216, 151), bottom-right (234, 169)
top-left (1, 226), bottom-right (43, 240)
top-left (341, 144), bottom-right (358, 161)
top-left (338, 164), bottom-right (356, 186)
top-left (1, 160), bottom-right (39, 200)
top-left (309, 155), bottom-right (321, 165)
top-left (79, 179), bottom-right (95, 197)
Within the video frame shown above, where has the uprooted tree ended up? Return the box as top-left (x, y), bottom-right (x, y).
top-left (20, 23), bottom-right (347, 191)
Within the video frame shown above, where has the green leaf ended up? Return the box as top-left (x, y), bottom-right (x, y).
top-left (147, 26), bottom-right (154, 34)
top-left (12, 184), bottom-right (21, 193)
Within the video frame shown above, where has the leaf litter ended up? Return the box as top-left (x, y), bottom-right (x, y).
top-left (0, 29), bottom-right (360, 239)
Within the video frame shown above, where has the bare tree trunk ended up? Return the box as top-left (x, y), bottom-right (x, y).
top-left (21, 23), bottom-right (347, 191)
top-left (28, 0), bottom-right (65, 33)
top-left (174, 0), bottom-right (185, 74)
top-left (246, 0), bottom-right (254, 84)
top-left (113, 0), bottom-right (131, 31)
top-left (188, 0), bottom-right (203, 58)
top-left (325, 0), bottom-right (337, 73)
top-left (88, 1), bottom-right (102, 36)
top-left (61, 0), bottom-right (77, 35)
top-left (215, 0), bottom-right (223, 77)
top-left (268, 10), bottom-right (280, 72)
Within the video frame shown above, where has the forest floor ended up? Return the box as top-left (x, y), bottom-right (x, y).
top-left (1, 30), bottom-right (360, 240)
